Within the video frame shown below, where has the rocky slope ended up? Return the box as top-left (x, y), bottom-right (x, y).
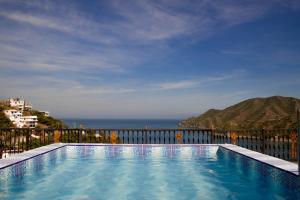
top-left (180, 96), bottom-right (300, 129)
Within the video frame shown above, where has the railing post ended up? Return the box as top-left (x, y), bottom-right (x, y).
top-left (261, 129), bottom-right (265, 154)
top-left (78, 129), bottom-right (81, 143)
top-left (145, 130), bottom-right (148, 144)
top-left (60, 129), bottom-right (63, 143)
top-left (297, 109), bottom-right (300, 176)
top-left (210, 129), bottom-right (214, 144)
top-left (26, 128), bottom-right (29, 151)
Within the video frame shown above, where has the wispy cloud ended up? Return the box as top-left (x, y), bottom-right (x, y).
top-left (154, 73), bottom-right (241, 90)
top-left (110, 1), bottom-right (194, 41)
top-left (157, 80), bottom-right (201, 90)
top-left (0, 11), bottom-right (72, 33)
top-left (0, 0), bottom-right (297, 74)
top-left (0, 74), bottom-right (137, 97)
top-left (0, 0), bottom-right (299, 118)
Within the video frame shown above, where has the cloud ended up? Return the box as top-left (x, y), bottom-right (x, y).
top-left (0, 0), bottom-right (296, 75)
top-left (1, 0), bottom-right (299, 118)
top-left (0, 11), bottom-right (72, 33)
top-left (157, 80), bottom-right (201, 90)
top-left (0, 25), bottom-right (142, 73)
top-left (0, 73), bottom-right (137, 100)
top-left (110, 1), bottom-right (195, 41)
top-left (1, 0), bottom-right (294, 45)
top-left (154, 73), bottom-right (240, 90)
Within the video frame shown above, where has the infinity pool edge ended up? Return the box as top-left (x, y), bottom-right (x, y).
top-left (0, 143), bottom-right (298, 176)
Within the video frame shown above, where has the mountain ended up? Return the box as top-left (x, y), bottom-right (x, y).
top-left (180, 96), bottom-right (300, 130)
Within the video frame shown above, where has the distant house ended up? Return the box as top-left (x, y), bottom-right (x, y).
top-left (8, 98), bottom-right (25, 111)
top-left (2, 98), bottom-right (33, 111)
top-left (4, 109), bottom-right (23, 122)
top-left (19, 116), bottom-right (38, 128)
top-left (1, 98), bottom-right (38, 128)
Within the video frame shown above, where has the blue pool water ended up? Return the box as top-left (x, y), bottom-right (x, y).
top-left (0, 145), bottom-right (299, 200)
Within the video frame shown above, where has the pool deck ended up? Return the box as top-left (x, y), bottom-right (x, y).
top-left (0, 143), bottom-right (298, 175)
top-left (0, 143), bottom-right (65, 170)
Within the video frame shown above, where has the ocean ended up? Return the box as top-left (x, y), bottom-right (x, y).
top-left (62, 119), bottom-right (180, 129)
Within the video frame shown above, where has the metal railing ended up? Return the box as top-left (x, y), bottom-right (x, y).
top-left (0, 128), bottom-right (298, 162)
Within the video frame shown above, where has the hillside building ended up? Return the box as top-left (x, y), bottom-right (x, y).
top-left (19, 116), bottom-right (38, 128)
top-left (9, 98), bottom-right (25, 111)
top-left (4, 110), bottom-right (22, 122)
top-left (4, 109), bottom-right (38, 128)
top-left (2, 98), bottom-right (39, 128)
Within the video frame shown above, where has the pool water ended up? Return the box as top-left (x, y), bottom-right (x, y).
top-left (0, 145), bottom-right (299, 200)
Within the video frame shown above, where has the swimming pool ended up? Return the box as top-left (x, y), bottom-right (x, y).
top-left (0, 144), bottom-right (299, 199)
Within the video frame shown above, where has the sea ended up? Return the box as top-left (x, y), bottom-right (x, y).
top-left (62, 119), bottom-right (180, 129)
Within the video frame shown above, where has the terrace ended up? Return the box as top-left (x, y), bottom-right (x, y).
top-left (0, 110), bottom-right (299, 199)
top-left (0, 143), bottom-right (299, 199)
top-left (1, 127), bottom-right (299, 162)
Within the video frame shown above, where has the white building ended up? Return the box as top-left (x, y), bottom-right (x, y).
top-left (7, 98), bottom-right (33, 112)
top-left (19, 116), bottom-right (38, 128)
top-left (9, 98), bottom-right (25, 111)
top-left (4, 110), bottom-right (22, 122)
top-left (4, 109), bottom-right (38, 128)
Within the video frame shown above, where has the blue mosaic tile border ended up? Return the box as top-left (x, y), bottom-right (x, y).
top-left (0, 143), bottom-right (66, 170)
top-left (220, 144), bottom-right (298, 175)
top-left (217, 147), bottom-right (300, 191)
top-left (0, 143), bottom-right (298, 177)
top-left (65, 144), bottom-right (219, 159)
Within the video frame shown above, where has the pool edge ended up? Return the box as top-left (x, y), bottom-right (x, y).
top-left (0, 143), bottom-right (298, 176)
top-left (220, 144), bottom-right (298, 176)
top-left (0, 143), bottom-right (66, 170)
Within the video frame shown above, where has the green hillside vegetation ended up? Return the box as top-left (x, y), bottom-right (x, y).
top-left (30, 110), bottom-right (67, 128)
top-left (0, 105), bottom-right (13, 128)
top-left (0, 104), bottom-right (67, 128)
top-left (180, 96), bottom-right (300, 130)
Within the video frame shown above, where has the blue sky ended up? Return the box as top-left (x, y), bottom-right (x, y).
top-left (0, 0), bottom-right (300, 119)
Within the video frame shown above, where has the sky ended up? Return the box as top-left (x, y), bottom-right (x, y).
top-left (0, 0), bottom-right (300, 119)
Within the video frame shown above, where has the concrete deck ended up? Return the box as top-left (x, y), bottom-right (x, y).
top-left (0, 143), bottom-right (65, 170)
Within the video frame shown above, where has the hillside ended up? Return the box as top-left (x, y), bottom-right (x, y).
top-left (0, 105), bottom-right (67, 129)
top-left (0, 105), bottom-right (13, 128)
top-left (180, 96), bottom-right (300, 130)
top-left (30, 110), bottom-right (68, 129)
